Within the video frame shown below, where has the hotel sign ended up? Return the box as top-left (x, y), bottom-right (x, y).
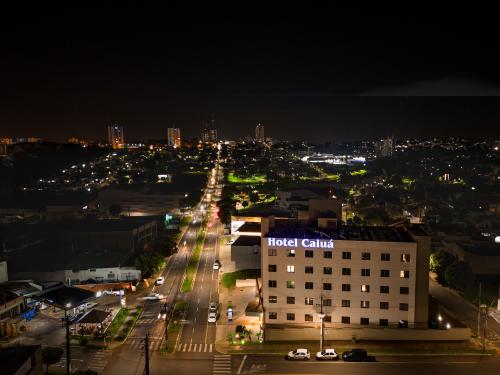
top-left (267, 238), bottom-right (334, 249)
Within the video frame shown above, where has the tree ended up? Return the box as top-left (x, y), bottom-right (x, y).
top-left (444, 260), bottom-right (475, 292)
top-left (42, 346), bottom-right (64, 374)
top-left (429, 250), bottom-right (456, 285)
top-left (109, 204), bottom-right (122, 217)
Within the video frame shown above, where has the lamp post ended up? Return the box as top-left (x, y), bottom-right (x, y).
top-left (480, 304), bottom-right (487, 352)
top-left (318, 296), bottom-right (325, 352)
top-left (64, 303), bottom-right (72, 375)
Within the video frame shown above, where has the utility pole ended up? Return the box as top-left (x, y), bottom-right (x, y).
top-left (145, 333), bottom-right (150, 375)
top-left (477, 282), bottom-right (482, 337)
top-left (65, 309), bottom-right (71, 375)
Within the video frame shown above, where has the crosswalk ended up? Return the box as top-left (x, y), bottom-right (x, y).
top-left (136, 317), bottom-right (157, 324)
top-left (176, 342), bottom-right (214, 353)
top-left (52, 347), bottom-right (111, 373)
top-left (127, 337), bottom-right (162, 351)
top-left (213, 355), bottom-right (231, 374)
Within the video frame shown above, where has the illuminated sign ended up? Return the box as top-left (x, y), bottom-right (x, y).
top-left (267, 238), bottom-right (334, 249)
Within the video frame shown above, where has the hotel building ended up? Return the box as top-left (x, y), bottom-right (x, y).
top-left (261, 216), bottom-right (430, 331)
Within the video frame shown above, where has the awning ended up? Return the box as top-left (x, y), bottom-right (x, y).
top-left (77, 309), bottom-right (110, 324)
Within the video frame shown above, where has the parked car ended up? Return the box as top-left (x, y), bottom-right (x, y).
top-left (209, 302), bottom-right (218, 312)
top-left (208, 312), bottom-right (218, 323)
top-left (76, 302), bottom-right (98, 313)
top-left (156, 276), bottom-right (165, 285)
top-left (103, 289), bottom-right (120, 296)
top-left (286, 348), bottom-right (310, 360)
top-left (316, 348), bottom-right (339, 360)
top-left (342, 349), bottom-right (376, 362)
top-left (213, 260), bottom-right (221, 270)
top-left (227, 307), bottom-right (233, 322)
top-left (143, 293), bottom-right (164, 300)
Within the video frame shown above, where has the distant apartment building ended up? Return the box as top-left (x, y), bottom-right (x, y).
top-left (107, 125), bottom-right (125, 149)
top-left (0, 143), bottom-right (7, 155)
top-left (27, 137), bottom-right (42, 143)
top-left (255, 123), bottom-right (265, 142)
top-left (375, 137), bottom-right (393, 157)
top-left (201, 126), bottom-right (217, 143)
top-left (261, 215), bottom-right (430, 332)
top-left (167, 127), bottom-right (181, 148)
top-left (0, 137), bottom-right (13, 145)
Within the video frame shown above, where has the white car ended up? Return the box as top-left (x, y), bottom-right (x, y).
top-left (286, 348), bottom-right (310, 360)
top-left (213, 260), bottom-right (221, 270)
top-left (76, 302), bottom-right (98, 313)
top-left (316, 348), bottom-right (339, 360)
top-left (208, 312), bottom-right (217, 323)
top-left (143, 293), bottom-right (163, 300)
top-left (156, 277), bottom-right (165, 285)
top-left (103, 289), bottom-right (121, 296)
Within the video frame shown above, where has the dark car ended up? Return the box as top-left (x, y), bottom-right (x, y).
top-left (342, 349), bottom-right (376, 362)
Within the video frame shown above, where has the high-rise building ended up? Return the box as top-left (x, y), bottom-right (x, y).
top-left (200, 125), bottom-right (217, 143)
top-left (255, 123), bottom-right (265, 142)
top-left (375, 137), bottom-right (393, 157)
top-left (167, 127), bottom-right (181, 148)
top-left (107, 125), bottom-right (125, 149)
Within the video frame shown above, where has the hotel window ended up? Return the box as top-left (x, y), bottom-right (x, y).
top-left (324, 251), bottom-right (332, 259)
top-left (341, 316), bottom-right (350, 324)
top-left (324, 315), bottom-right (332, 322)
top-left (401, 253), bottom-right (411, 262)
top-left (268, 264), bottom-right (277, 272)
top-left (287, 249), bottom-right (296, 257)
top-left (342, 283), bottom-right (351, 292)
top-left (361, 252), bottom-right (371, 260)
top-left (287, 296), bottom-right (295, 304)
top-left (400, 287), bottom-right (409, 295)
top-left (360, 300), bottom-right (370, 308)
top-left (361, 268), bottom-right (371, 277)
top-left (342, 268), bottom-right (351, 276)
top-left (381, 253), bottom-right (390, 261)
top-left (360, 317), bottom-right (370, 325)
top-left (342, 251), bottom-right (351, 259)
top-left (323, 267), bottom-right (332, 275)
top-left (380, 269), bottom-right (390, 277)
top-left (305, 297), bottom-right (314, 305)
top-left (304, 314), bottom-right (313, 322)
top-left (269, 296), bottom-right (277, 303)
top-left (287, 265), bottom-right (295, 273)
top-left (341, 299), bottom-right (350, 307)
top-left (268, 280), bottom-right (277, 288)
top-left (287, 313), bottom-right (295, 321)
top-left (305, 282), bottom-right (314, 289)
top-left (399, 303), bottom-right (409, 311)
top-left (305, 250), bottom-right (314, 258)
top-left (380, 302), bottom-right (389, 310)
top-left (400, 270), bottom-right (410, 278)
top-left (323, 283), bottom-right (332, 290)
top-left (287, 280), bottom-right (295, 289)
top-left (269, 312), bottom-right (277, 319)
top-left (379, 319), bottom-right (389, 326)
top-left (268, 248), bottom-right (277, 256)
top-left (380, 285), bottom-right (390, 293)
top-left (305, 266), bottom-right (314, 274)
top-left (361, 284), bottom-right (370, 292)
top-left (323, 298), bottom-right (332, 306)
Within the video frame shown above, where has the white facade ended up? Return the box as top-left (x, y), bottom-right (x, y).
top-left (66, 266), bottom-right (141, 284)
top-left (262, 237), bottom-right (418, 328)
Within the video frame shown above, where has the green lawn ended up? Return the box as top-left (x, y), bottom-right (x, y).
top-left (180, 224), bottom-right (207, 292)
top-left (221, 269), bottom-right (261, 288)
top-left (350, 169), bottom-right (368, 176)
top-left (299, 174), bottom-right (340, 182)
top-left (227, 172), bottom-right (266, 184)
top-left (106, 308), bottom-right (129, 339)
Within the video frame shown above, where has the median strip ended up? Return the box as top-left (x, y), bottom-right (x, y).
top-left (180, 217), bottom-right (208, 293)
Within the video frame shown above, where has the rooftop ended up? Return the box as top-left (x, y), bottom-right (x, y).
top-left (232, 235), bottom-right (261, 247)
top-left (0, 345), bottom-right (41, 375)
top-left (265, 224), bottom-right (415, 243)
top-left (235, 221), bottom-right (261, 233)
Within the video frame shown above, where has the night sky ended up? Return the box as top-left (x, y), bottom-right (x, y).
top-left (1, 17), bottom-right (500, 142)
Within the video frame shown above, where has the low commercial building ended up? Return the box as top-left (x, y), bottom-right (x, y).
top-left (0, 345), bottom-right (43, 375)
top-left (261, 215), bottom-right (431, 335)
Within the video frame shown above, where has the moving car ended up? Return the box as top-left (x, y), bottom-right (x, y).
top-left (342, 349), bottom-right (376, 362)
top-left (158, 303), bottom-right (168, 319)
top-left (213, 260), bottom-right (221, 270)
top-left (286, 348), bottom-right (310, 360)
top-left (143, 293), bottom-right (164, 300)
top-left (208, 312), bottom-right (218, 323)
top-left (316, 348), bottom-right (339, 360)
top-left (209, 302), bottom-right (218, 312)
top-left (156, 276), bottom-right (165, 285)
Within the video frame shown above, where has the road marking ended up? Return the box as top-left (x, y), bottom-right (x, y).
top-left (204, 343), bottom-right (207, 352)
top-left (193, 344), bottom-right (197, 352)
top-left (182, 343), bottom-right (187, 352)
top-left (209, 343), bottom-right (213, 352)
top-left (237, 354), bottom-right (247, 374)
top-left (188, 343), bottom-right (192, 352)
